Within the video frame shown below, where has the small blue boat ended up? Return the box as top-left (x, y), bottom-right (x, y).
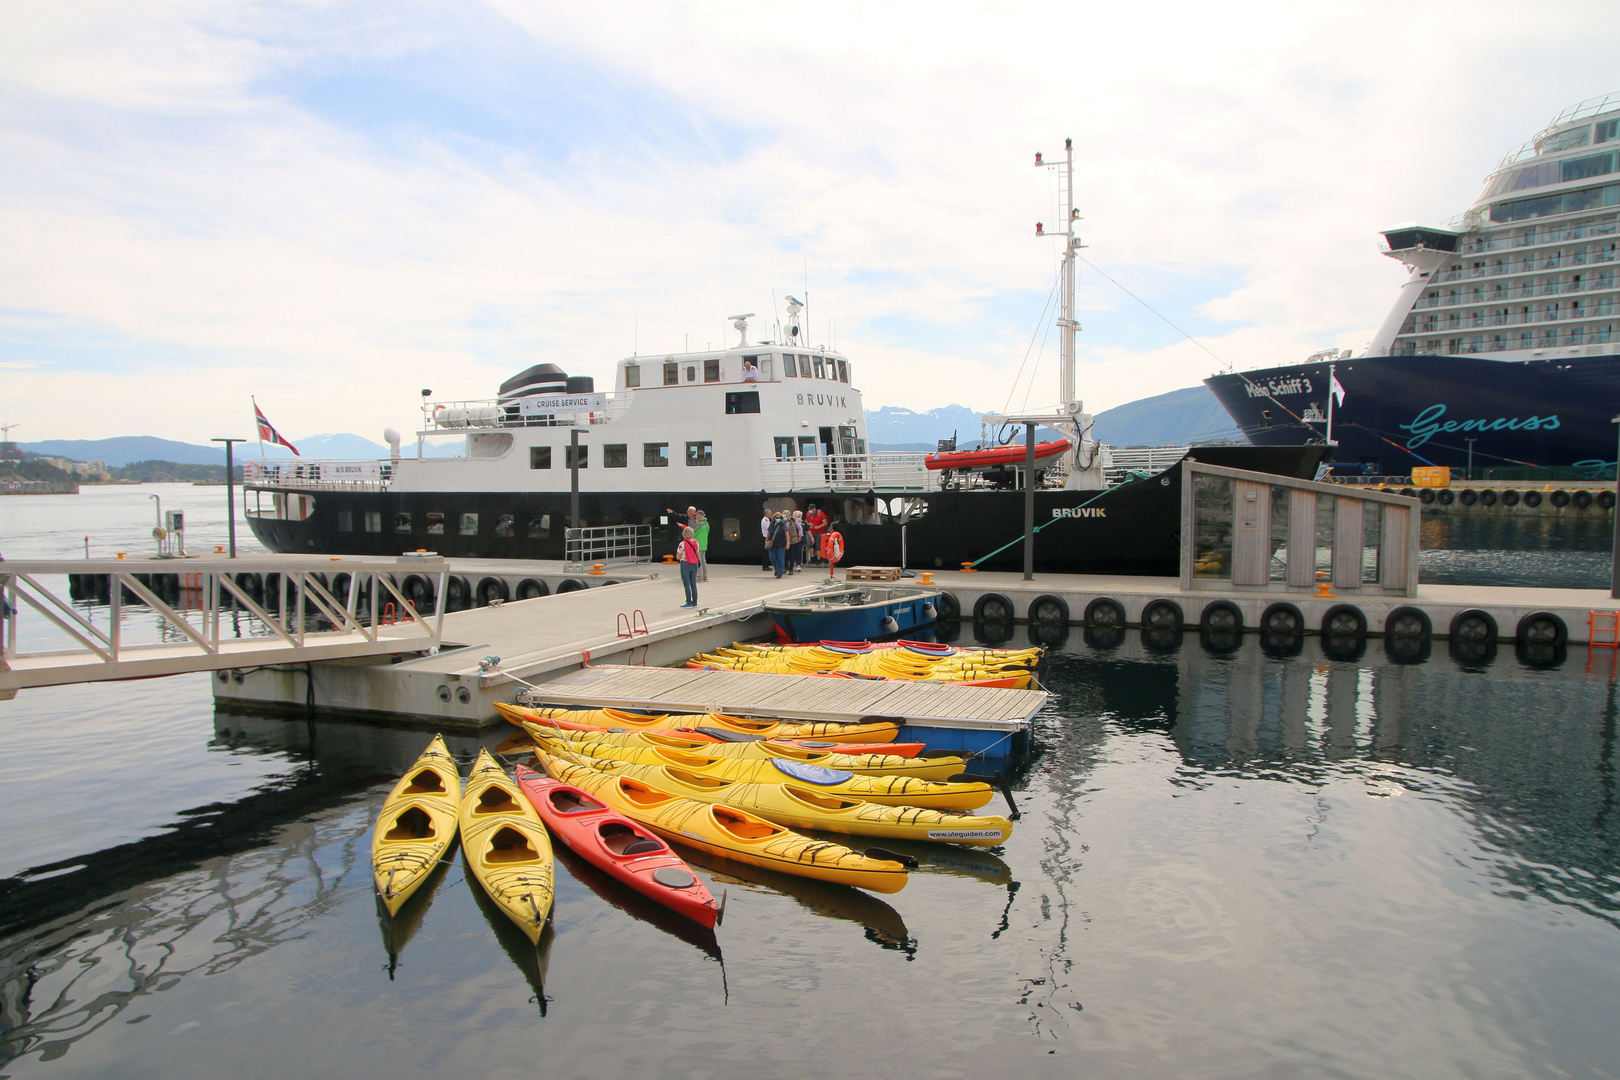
top-left (766, 584), bottom-right (943, 644)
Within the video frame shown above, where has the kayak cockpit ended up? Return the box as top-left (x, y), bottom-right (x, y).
top-left (547, 788), bottom-right (606, 814)
top-left (486, 826), bottom-right (543, 864)
top-left (711, 807), bottom-right (783, 840)
top-left (383, 805), bottom-right (437, 840)
top-left (405, 769), bottom-right (447, 795)
top-left (598, 821), bottom-right (665, 856)
top-left (474, 786), bottom-right (522, 815)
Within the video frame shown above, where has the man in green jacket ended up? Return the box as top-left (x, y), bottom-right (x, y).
top-left (693, 510), bottom-right (711, 582)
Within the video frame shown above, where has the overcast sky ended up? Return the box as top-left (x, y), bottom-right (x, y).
top-left (3, 1), bottom-right (1618, 445)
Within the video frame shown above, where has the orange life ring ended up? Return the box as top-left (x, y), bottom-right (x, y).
top-left (821, 531), bottom-right (844, 562)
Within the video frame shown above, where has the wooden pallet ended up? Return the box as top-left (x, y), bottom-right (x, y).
top-left (844, 566), bottom-right (903, 581)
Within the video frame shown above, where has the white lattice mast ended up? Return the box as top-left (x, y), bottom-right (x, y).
top-left (1035, 138), bottom-right (1104, 488)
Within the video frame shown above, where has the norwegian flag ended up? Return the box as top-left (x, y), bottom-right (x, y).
top-left (254, 400), bottom-right (299, 455)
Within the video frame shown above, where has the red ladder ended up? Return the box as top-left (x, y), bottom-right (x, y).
top-left (1590, 610), bottom-right (1620, 648)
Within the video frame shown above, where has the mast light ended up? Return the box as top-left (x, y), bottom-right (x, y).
top-left (1035, 222), bottom-right (1044, 236)
top-left (1034, 152), bottom-right (1043, 165)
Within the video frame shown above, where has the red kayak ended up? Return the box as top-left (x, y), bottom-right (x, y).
top-left (513, 763), bottom-right (723, 928)
top-left (924, 439), bottom-right (1069, 471)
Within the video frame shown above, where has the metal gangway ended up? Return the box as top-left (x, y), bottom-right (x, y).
top-left (563, 525), bottom-right (652, 572)
top-left (0, 556), bottom-right (448, 698)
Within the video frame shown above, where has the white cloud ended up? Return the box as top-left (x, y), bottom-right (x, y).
top-left (1, 0), bottom-right (1618, 440)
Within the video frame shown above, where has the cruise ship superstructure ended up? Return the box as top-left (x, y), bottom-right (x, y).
top-left (1206, 93), bottom-right (1620, 473)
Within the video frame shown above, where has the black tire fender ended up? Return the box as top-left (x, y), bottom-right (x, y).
top-left (1515, 610), bottom-right (1567, 646)
top-left (973, 592), bottom-right (1015, 623)
top-left (1321, 604), bottom-right (1367, 638)
top-left (1028, 594), bottom-right (1069, 626)
top-left (1260, 602), bottom-right (1304, 635)
top-left (1199, 600), bottom-right (1243, 633)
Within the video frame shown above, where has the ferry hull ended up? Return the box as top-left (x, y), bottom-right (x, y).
top-left (1205, 353), bottom-right (1620, 474)
top-left (245, 446), bottom-right (1323, 577)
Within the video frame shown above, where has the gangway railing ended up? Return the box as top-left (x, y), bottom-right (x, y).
top-left (0, 556), bottom-right (446, 697)
top-left (564, 525), bottom-right (652, 572)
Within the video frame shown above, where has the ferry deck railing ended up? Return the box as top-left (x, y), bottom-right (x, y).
top-left (564, 525), bottom-right (653, 572)
top-left (758, 453), bottom-right (939, 492)
top-left (0, 556), bottom-right (446, 696)
top-left (243, 459), bottom-right (392, 491)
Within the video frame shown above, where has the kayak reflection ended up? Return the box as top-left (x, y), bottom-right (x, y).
top-left (465, 856), bottom-right (557, 1016)
top-left (677, 845), bottom-right (915, 956)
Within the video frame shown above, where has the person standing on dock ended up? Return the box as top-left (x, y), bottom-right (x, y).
top-left (768, 512), bottom-right (790, 578)
top-left (694, 510), bottom-right (710, 582)
top-left (677, 527), bottom-right (701, 607)
top-left (760, 505), bottom-right (774, 572)
top-left (805, 502), bottom-right (828, 566)
top-left (788, 510), bottom-right (807, 574)
top-left (664, 505), bottom-right (709, 582)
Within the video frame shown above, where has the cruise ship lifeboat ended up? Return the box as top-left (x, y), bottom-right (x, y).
top-left (924, 439), bottom-right (1070, 471)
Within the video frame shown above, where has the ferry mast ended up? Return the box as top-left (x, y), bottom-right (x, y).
top-left (988, 139), bottom-right (1105, 488)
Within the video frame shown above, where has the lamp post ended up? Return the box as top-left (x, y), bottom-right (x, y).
top-left (1024, 422), bottom-right (1036, 581)
top-left (211, 437), bottom-right (246, 558)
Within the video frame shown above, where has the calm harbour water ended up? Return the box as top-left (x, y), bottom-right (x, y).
top-left (2, 487), bottom-right (1619, 1078)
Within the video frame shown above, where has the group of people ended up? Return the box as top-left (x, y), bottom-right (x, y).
top-left (761, 502), bottom-right (828, 579)
top-left (668, 500), bottom-right (838, 606)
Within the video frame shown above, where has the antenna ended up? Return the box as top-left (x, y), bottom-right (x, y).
top-left (728, 313), bottom-right (755, 347)
top-left (1035, 137), bottom-right (1081, 415)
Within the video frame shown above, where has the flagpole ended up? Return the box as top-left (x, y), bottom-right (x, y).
top-left (1326, 362), bottom-right (1335, 447)
top-left (252, 396), bottom-right (267, 461)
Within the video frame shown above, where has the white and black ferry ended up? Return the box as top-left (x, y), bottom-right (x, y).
top-left (1207, 92), bottom-right (1620, 475)
top-left (246, 145), bottom-right (1324, 575)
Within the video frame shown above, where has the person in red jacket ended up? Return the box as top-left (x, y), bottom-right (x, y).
top-left (804, 503), bottom-right (829, 566)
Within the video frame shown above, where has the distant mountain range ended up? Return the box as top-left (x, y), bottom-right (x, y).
top-left (18, 385), bottom-right (1241, 466)
top-left (865, 385), bottom-right (1239, 451)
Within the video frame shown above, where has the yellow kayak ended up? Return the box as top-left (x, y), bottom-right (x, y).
top-left (497, 701), bottom-right (902, 743)
top-left (533, 748), bottom-right (912, 894)
top-left (459, 747), bottom-right (555, 944)
top-left (524, 723), bottom-right (967, 780)
top-left (372, 734), bottom-right (462, 917)
top-left (547, 745), bottom-right (1013, 847)
top-left (524, 731), bottom-right (994, 811)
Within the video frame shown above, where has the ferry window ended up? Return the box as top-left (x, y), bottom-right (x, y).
top-left (1599, 119), bottom-right (1620, 144)
top-left (365, 511), bottom-right (381, 533)
top-left (686, 365), bottom-right (697, 382)
top-left (530, 446), bottom-right (551, 470)
top-left (644, 442), bottom-right (669, 467)
top-left (725, 391), bottom-right (760, 414)
top-left (604, 443), bottom-right (628, 468)
top-left (495, 514), bottom-right (514, 537)
top-left (460, 513), bottom-right (478, 535)
top-left (836, 358), bottom-right (849, 382)
top-left (813, 355), bottom-right (826, 378)
top-left (758, 355), bottom-right (773, 380)
top-left (686, 441), bottom-right (713, 467)
top-left (722, 517), bottom-right (740, 542)
top-left (393, 512), bottom-right (412, 534)
top-left (625, 364), bottom-right (640, 388)
top-left (704, 358), bottom-right (720, 382)
top-left (427, 512), bottom-right (444, 535)
top-left (337, 510), bottom-right (353, 532)
top-left (774, 437), bottom-right (796, 459)
top-left (528, 515), bottom-right (550, 538)
top-left (783, 354), bottom-right (797, 377)
top-left (798, 435), bottom-right (817, 457)
top-left (664, 362), bottom-right (679, 386)
top-left (566, 444), bottom-right (587, 468)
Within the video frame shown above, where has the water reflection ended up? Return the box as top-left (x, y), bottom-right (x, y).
top-left (550, 840), bottom-right (722, 961)
top-left (378, 857), bottom-right (452, 980)
top-left (466, 855), bottom-right (557, 1016)
top-left (679, 847), bottom-right (916, 956)
top-left (1035, 629), bottom-right (1620, 930)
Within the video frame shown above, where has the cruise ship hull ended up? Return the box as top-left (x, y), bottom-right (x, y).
top-left (246, 446), bottom-right (1325, 577)
top-left (1205, 353), bottom-right (1620, 474)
